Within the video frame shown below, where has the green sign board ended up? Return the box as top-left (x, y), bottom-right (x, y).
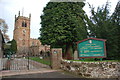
top-left (77, 38), bottom-right (106, 58)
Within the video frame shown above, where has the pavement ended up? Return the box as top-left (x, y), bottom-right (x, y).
top-left (0, 68), bottom-right (59, 77)
top-left (1, 69), bottom-right (119, 80)
top-left (1, 69), bottom-right (79, 80)
top-left (1, 70), bottom-right (77, 78)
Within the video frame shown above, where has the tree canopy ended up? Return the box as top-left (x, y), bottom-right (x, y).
top-left (88, 1), bottom-right (120, 59)
top-left (40, 2), bottom-right (89, 59)
top-left (0, 19), bottom-right (9, 42)
top-left (4, 39), bottom-right (17, 55)
top-left (10, 39), bottom-right (17, 53)
top-left (110, 1), bottom-right (120, 59)
top-left (40, 1), bottom-right (120, 60)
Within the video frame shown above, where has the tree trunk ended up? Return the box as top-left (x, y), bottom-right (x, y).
top-left (65, 43), bottom-right (73, 60)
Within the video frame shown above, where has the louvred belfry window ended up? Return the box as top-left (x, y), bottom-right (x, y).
top-left (22, 21), bottom-right (27, 27)
top-left (22, 22), bottom-right (24, 27)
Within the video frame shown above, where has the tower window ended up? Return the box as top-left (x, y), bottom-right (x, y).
top-left (22, 22), bottom-right (24, 27)
top-left (22, 21), bottom-right (27, 27)
top-left (25, 23), bottom-right (27, 27)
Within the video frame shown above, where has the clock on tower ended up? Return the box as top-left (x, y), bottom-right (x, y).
top-left (13, 11), bottom-right (31, 54)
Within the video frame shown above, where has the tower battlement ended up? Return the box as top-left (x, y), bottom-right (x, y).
top-left (13, 11), bottom-right (31, 54)
top-left (15, 11), bottom-right (31, 20)
top-left (13, 11), bottom-right (50, 56)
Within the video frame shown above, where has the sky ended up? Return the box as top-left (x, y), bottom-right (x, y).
top-left (0, 0), bottom-right (118, 40)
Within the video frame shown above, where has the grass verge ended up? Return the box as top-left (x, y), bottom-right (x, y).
top-left (29, 57), bottom-right (51, 65)
top-left (69, 59), bottom-right (120, 62)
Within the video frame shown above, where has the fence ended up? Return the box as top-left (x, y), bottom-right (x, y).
top-left (1, 54), bottom-right (51, 71)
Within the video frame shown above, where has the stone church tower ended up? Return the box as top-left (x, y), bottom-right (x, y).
top-left (13, 11), bottom-right (31, 55)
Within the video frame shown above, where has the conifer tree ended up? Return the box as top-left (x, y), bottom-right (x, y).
top-left (40, 2), bottom-right (88, 59)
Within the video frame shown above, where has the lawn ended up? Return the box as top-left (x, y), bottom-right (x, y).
top-left (29, 57), bottom-right (51, 65)
top-left (28, 57), bottom-right (120, 64)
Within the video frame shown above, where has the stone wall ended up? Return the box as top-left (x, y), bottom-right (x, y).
top-left (51, 48), bottom-right (62, 69)
top-left (61, 60), bottom-right (120, 78)
top-left (30, 46), bottom-right (39, 56)
top-left (30, 38), bottom-right (41, 47)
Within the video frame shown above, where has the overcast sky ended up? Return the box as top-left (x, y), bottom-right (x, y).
top-left (0, 0), bottom-right (118, 40)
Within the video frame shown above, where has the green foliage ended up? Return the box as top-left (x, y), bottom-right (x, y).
top-left (40, 2), bottom-right (88, 45)
top-left (110, 1), bottom-right (120, 59)
top-left (88, 1), bottom-right (111, 38)
top-left (88, 1), bottom-right (120, 59)
top-left (69, 59), bottom-right (120, 62)
top-left (4, 39), bottom-right (17, 55)
top-left (39, 2), bottom-right (89, 59)
top-left (10, 39), bottom-right (17, 53)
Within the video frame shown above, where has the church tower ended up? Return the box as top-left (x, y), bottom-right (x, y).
top-left (13, 11), bottom-right (31, 55)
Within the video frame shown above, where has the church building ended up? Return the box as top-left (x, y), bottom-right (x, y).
top-left (13, 11), bottom-right (50, 56)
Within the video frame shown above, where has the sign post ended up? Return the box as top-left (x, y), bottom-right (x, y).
top-left (76, 38), bottom-right (107, 59)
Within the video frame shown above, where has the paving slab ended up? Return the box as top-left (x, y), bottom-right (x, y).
top-left (0, 68), bottom-right (60, 77)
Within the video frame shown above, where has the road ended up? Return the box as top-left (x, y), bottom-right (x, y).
top-left (2, 71), bottom-right (119, 80)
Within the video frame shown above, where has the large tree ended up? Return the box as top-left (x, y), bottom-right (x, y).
top-left (40, 2), bottom-right (88, 59)
top-left (88, 1), bottom-right (120, 59)
top-left (110, 1), bottom-right (120, 59)
top-left (88, 1), bottom-right (111, 38)
top-left (10, 39), bottom-right (17, 53)
top-left (4, 39), bottom-right (17, 55)
top-left (0, 19), bottom-right (9, 42)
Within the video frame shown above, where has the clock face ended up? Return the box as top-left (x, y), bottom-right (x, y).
top-left (23, 29), bottom-right (26, 33)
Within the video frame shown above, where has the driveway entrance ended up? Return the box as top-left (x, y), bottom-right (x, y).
top-left (2, 56), bottom-right (50, 71)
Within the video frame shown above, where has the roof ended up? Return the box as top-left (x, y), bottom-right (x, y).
top-left (76, 38), bottom-right (106, 44)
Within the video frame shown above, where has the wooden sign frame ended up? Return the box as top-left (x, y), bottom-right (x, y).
top-left (76, 38), bottom-right (107, 58)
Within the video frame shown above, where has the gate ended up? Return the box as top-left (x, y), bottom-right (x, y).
top-left (2, 52), bottom-right (51, 71)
